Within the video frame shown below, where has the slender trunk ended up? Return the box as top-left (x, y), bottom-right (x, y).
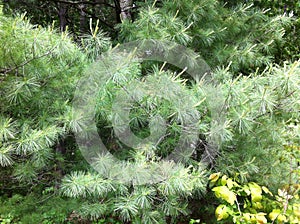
top-left (114, 0), bottom-right (122, 23)
top-left (79, 4), bottom-right (87, 34)
top-left (54, 139), bottom-right (66, 187)
top-left (119, 0), bottom-right (133, 21)
top-left (58, 3), bottom-right (68, 32)
top-left (92, 0), bottom-right (104, 27)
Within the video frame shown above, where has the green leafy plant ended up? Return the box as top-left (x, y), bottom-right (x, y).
top-left (0, 193), bottom-right (83, 224)
top-left (209, 172), bottom-right (300, 223)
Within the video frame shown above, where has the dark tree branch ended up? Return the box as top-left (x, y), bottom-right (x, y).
top-left (76, 5), bottom-right (115, 29)
top-left (51, 0), bottom-right (115, 8)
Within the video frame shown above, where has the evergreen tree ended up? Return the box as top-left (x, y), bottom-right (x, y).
top-left (118, 0), bottom-right (293, 74)
top-left (0, 1), bottom-right (299, 223)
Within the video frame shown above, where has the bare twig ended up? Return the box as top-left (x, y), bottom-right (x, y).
top-left (235, 198), bottom-right (242, 216)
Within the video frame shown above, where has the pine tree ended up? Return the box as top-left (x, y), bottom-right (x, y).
top-left (118, 0), bottom-right (292, 74)
top-left (0, 12), bottom-right (88, 184)
top-left (0, 1), bottom-right (299, 223)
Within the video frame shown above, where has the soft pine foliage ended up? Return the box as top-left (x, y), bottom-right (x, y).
top-left (0, 1), bottom-right (299, 223)
top-left (60, 56), bottom-right (300, 222)
top-left (0, 14), bottom-right (88, 181)
top-left (118, 0), bottom-right (292, 73)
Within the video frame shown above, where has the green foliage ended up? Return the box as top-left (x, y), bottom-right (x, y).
top-left (209, 173), bottom-right (300, 223)
top-left (0, 13), bottom-right (89, 185)
top-left (212, 61), bottom-right (300, 190)
top-left (225, 0), bottom-right (300, 63)
top-left (2, 0), bottom-right (118, 35)
top-left (253, 0), bottom-right (300, 62)
top-left (60, 167), bottom-right (206, 223)
top-left (0, 194), bottom-right (81, 224)
top-left (81, 19), bottom-right (111, 60)
top-left (61, 52), bottom-right (300, 222)
top-left (118, 0), bottom-right (293, 73)
top-left (0, 0), bottom-right (300, 223)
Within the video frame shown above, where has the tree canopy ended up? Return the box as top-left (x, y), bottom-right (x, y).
top-left (0, 0), bottom-right (299, 223)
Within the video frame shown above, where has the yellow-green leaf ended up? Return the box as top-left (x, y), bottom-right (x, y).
top-left (293, 204), bottom-right (300, 217)
top-left (243, 213), bottom-right (251, 221)
top-left (227, 178), bottom-right (234, 189)
top-left (289, 216), bottom-right (299, 223)
top-left (215, 204), bottom-right (229, 221)
top-left (262, 186), bottom-right (273, 196)
top-left (277, 214), bottom-right (287, 223)
top-left (256, 213), bottom-right (267, 224)
top-left (253, 202), bottom-right (263, 209)
top-left (243, 185), bottom-right (251, 195)
top-left (221, 175), bottom-right (228, 186)
top-left (212, 186), bottom-right (236, 205)
top-left (269, 209), bottom-right (281, 221)
top-left (209, 172), bottom-right (221, 183)
top-left (249, 182), bottom-right (262, 202)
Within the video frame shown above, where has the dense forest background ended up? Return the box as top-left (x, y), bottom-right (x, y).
top-left (0, 0), bottom-right (299, 223)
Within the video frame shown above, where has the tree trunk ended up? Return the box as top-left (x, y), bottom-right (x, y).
top-left (58, 3), bottom-right (68, 32)
top-left (119, 0), bottom-right (133, 21)
top-left (79, 4), bottom-right (87, 34)
top-left (92, 0), bottom-right (105, 27)
top-left (54, 139), bottom-right (66, 185)
top-left (114, 0), bottom-right (122, 23)
top-left (94, 0), bottom-right (105, 12)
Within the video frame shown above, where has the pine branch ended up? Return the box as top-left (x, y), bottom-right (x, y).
top-left (253, 89), bottom-right (297, 120)
top-left (0, 47), bottom-right (56, 76)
